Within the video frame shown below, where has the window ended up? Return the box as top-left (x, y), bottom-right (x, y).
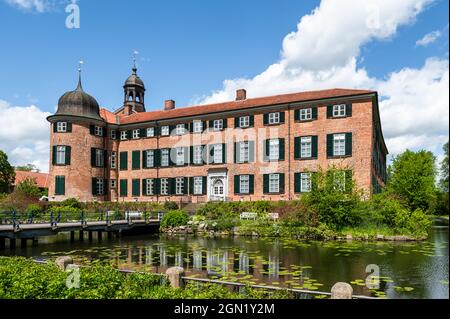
top-left (213, 180), bottom-right (224, 196)
top-left (57, 122), bottom-right (67, 132)
top-left (269, 174), bottom-right (280, 193)
top-left (146, 127), bottom-right (155, 137)
top-left (161, 126), bottom-right (170, 136)
top-left (56, 146), bottom-right (66, 165)
top-left (132, 129), bottom-right (140, 139)
top-left (120, 131), bottom-right (128, 140)
top-left (111, 130), bottom-right (117, 140)
top-left (213, 119), bottom-right (223, 131)
top-left (111, 179), bottom-right (117, 188)
top-left (240, 175), bottom-right (250, 194)
top-left (120, 152), bottom-right (128, 170)
top-left (176, 124), bottom-right (186, 135)
top-left (300, 173), bottom-right (311, 193)
top-left (239, 116), bottom-right (250, 128)
top-left (160, 178), bottom-right (169, 195)
top-left (176, 147), bottom-right (185, 166)
top-left (300, 108), bottom-right (312, 121)
top-left (193, 145), bottom-right (203, 165)
top-left (111, 151), bottom-right (117, 168)
top-left (161, 149), bottom-right (170, 167)
top-left (146, 150), bottom-right (154, 168)
top-left (239, 142), bottom-right (249, 163)
top-left (333, 134), bottom-right (346, 156)
top-left (333, 104), bottom-right (346, 117)
top-left (334, 171), bottom-right (346, 192)
top-left (301, 137), bottom-right (312, 158)
top-left (193, 120), bottom-right (203, 133)
top-left (213, 144), bottom-right (223, 164)
top-left (95, 149), bottom-right (104, 167)
top-left (268, 112), bottom-right (280, 124)
top-left (193, 177), bottom-right (203, 195)
top-left (269, 139), bottom-right (280, 161)
top-left (96, 178), bottom-right (104, 195)
top-left (145, 179), bottom-right (154, 195)
top-left (175, 177), bottom-right (184, 195)
top-left (94, 126), bottom-right (103, 137)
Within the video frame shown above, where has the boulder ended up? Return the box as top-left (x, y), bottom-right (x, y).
top-left (55, 256), bottom-right (73, 271)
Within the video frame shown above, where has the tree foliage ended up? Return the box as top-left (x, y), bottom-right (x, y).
top-left (439, 141), bottom-right (449, 192)
top-left (15, 164), bottom-right (40, 173)
top-left (0, 150), bottom-right (15, 194)
top-left (15, 177), bottom-right (42, 199)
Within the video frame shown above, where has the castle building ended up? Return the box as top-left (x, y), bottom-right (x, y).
top-left (47, 66), bottom-right (388, 203)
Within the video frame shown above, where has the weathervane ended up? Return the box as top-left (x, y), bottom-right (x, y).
top-left (133, 50), bottom-right (139, 72)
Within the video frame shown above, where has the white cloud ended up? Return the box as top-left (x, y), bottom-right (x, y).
top-left (4, 0), bottom-right (56, 12)
top-left (416, 30), bottom-right (442, 47)
top-left (197, 0), bottom-right (448, 158)
top-left (0, 100), bottom-right (51, 172)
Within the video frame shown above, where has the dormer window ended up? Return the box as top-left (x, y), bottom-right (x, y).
top-left (213, 119), bottom-right (223, 131)
top-left (146, 127), bottom-right (155, 137)
top-left (94, 126), bottom-right (103, 137)
top-left (120, 131), bottom-right (128, 140)
top-left (161, 126), bottom-right (170, 136)
top-left (193, 120), bottom-right (203, 133)
top-left (333, 104), bottom-right (346, 117)
top-left (132, 129), bottom-right (140, 139)
top-left (56, 122), bottom-right (67, 133)
top-left (268, 112), bottom-right (280, 125)
top-left (176, 124), bottom-right (186, 135)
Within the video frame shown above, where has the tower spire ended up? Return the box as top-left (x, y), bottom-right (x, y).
top-left (132, 50), bottom-right (139, 74)
top-left (77, 60), bottom-right (84, 90)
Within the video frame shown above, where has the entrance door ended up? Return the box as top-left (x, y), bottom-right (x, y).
top-left (208, 172), bottom-right (228, 201)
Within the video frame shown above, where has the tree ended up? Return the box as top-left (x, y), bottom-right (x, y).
top-left (15, 177), bottom-right (42, 199)
top-left (387, 149), bottom-right (437, 213)
top-left (0, 150), bottom-right (15, 194)
top-left (15, 164), bottom-right (40, 173)
top-left (439, 141), bottom-right (449, 192)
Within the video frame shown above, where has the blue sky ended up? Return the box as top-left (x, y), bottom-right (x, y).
top-left (0, 0), bottom-right (448, 172)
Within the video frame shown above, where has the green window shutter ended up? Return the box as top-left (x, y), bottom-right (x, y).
top-left (234, 175), bottom-right (240, 194)
top-left (120, 152), bottom-right (128, 170)
top-left (294, 109), bottom-right (300, 121)
top-left (208, 120), bottom-right (214, 128)
top-left (327, 134), bottom-right (334, 157)
top-left (189, 146), bottom-right (194, 165)
top-left (55, 176), bottom-right (65, 195)
top-left (312, 107), bottom-right (318, 120)
top-left (223, 119), bottom-right (228, 129)
top-left (294, 137), bottom-right (300, 159)
top-left (249, 115), bottom-right (254, 127)
top-left (142, 150), bottom-right (147, 169)
top-left (234, 117), bottom-right (240, 128)
top-left (183, 177), bottom-right (189, 195)
top-left (142, 179), bottom-right (147, 196)
top-left (140, 128), bottom-right (146, 138)
top-left (53, 123), bottom-right (58, 133)
top-left (222, 144), bottom-right (226, 163)
top-left (154, 179), bottom-right (161, 195)
top-left (345, 133), bottom-right (353, 156)
top-left (312, 136), bottom-right (318, 158)
top-left (346, 103), bottom-right (352, 117)
top-left (132, 150), bottom-right (140, 170)
top-left (279, 173), bottom-right (285, 194)
top-left (279, 138), bottom-right (285, 161)
top-left (202, 176), bottom-right (207, 195)
top-left (127, 130), bottom-right (132, 140)
top-left (294, 173), bottom-right (301, 193)
top-left (208, 145), bottom-right (214, 164)
top-left (263, 174), bottom-right (269, 194)
top-left (327, 106), bottom-right (333, 118)
top-left (52, 146), bottom-right (56, 165)
top-left (263, 114), bottom-right (269, 125)
top-left (65, 146), bottom-right (71, 165)
top-left (120, 179), bottom-right (128, 197)
top-left (234, 142), bottom-right (239, 163)
top-left (249, 175), bottom-right (254, 194)
top-left (89, 125), bottom-right (95, 135)
top-left (91, 148), bottom-right (96, 167)
top-left (92, 178), bottom-right (97, 196)
top-left (249, 141), bottom-right (255, 163)
top-left (189, 177), bottom-right (194, 195)
top-left (263, 140), bottom-right (269, 162)
top-left (168, 178), bottom-right (175, 195)
top-left (103, 150), bottom-right (107, 167)
top-left (184, 147), bottom-right (189, 165)
top-left (103, 179), bottom-right (108, 195)
top-left (132, 179), bottom-right (140, 197)
top-left (67, 123), bottom-right (72, 132)
top-left (280, 112), bottom-right (285, 124)
top-left (154, 149), bottom-right (160, 167)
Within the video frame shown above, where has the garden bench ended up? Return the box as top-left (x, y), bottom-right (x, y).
top-left (240, 212), bottom-right (257, 220)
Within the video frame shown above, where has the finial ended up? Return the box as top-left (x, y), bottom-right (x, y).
top-left (132, 50), bottom-right (139, 74)
top-left (77, 60), bottom-right (84, 90)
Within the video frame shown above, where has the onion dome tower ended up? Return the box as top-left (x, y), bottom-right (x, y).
top-left (123, 54), bottom-right (146, 113)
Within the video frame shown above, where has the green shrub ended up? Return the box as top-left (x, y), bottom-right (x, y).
top-left (48, 206), bottom-right (82, 222)
top-left (163, 201), bottom-right (179, 211)
top-left (160, 210), bottom-right (189, 229)
top-left (60, 198), bottom-right (82, 209)
top-left (25, 204), bottom-right (43, 219)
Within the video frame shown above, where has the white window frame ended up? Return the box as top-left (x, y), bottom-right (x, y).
top-left (239, 116), bottom-right (250, 128)
top-left (213, 144), bottom-right (223, 164)
top-left (145, 179), bottom-right (154, 195)
top-left (95, 149), bottom-right (104, 167)
top-left (269, 139), bottom-right (280, 161)
top-left (333, 104), bottom-right (346, 117)
top-left (56, 146), bottom-right (66, 165)
top-left (161, 126), bottom-right (170, 136)
top-left (333, 134), bottom-right (346, 156)
top-left (193, 145), bottom-right (203, 165)
top-left (94, 126), bottom-right (103, 137)
top-left (111, 151), bottom-right (117, 169)
top-left (175, 177), bottom-right (184, 195)
top-left (240, 175), bottom-right (250, 194)
top-left (176, 147), bottom-right (185, 166)
top-left (193, 177), bottom-right (203, 195)
top-left (146, 127), bottom-right (155, 137)
top-left (146, 150), bottom-right (154, 168)
top-left (193, 120), bottom-right (203, 133)
top-left (239, 141), bottom-right (249, 163)
top-left (120, 131), bottom-right (128, 140)
top-left (300, 173), bottom-right (311, 193)
top-left (56, 122), bottom-right (67, 133)
top-left (132, 129), bottom-right (140, 139)
top-left (268, 112), bottom-right (280, 124)
top-left (300, 137), bottom-right (312, 158)
top-left (110, 130), bottom-right (117, 140)
top-left (161, 149), bottom-right (170, 167)
top-left (110, 179), bottom-right (117, 189)
top-left (300, 108), bottom-right (312, 121)
top-left (160, 178), bottom-right (169, 195)
top-left (269, 174), bottom-right (280, 193)
top-left (96, 178), bottom-right (104, 195)
top-left (213, 119), bottom-right (223, 131)
top-left (176, 124), bottom-right (186, 135)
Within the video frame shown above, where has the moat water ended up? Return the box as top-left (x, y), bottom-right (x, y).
top-left (1, 220), bottom-right (448, 299)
